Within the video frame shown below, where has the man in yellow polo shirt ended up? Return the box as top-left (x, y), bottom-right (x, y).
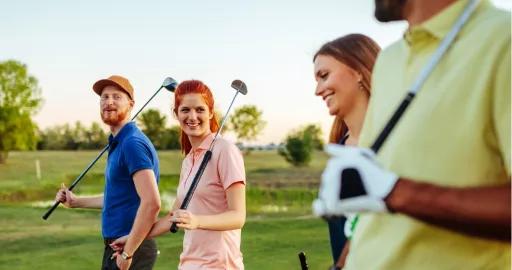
top-left (314, 0), bottom-right (510, 269)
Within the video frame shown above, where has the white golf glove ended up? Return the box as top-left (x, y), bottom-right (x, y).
top-left (313, 144), bottom-right (399, 217)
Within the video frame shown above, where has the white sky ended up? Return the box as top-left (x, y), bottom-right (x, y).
top-left (1, 0), bottom-right (510, 144)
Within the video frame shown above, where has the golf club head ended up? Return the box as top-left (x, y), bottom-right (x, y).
top-left (162, 77), bottom-right (178, 92)
top-left (231, 79), bottom-right (247, 95)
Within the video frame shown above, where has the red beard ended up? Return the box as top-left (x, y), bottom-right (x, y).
top-left (101, 107), bottom-right (129, 126)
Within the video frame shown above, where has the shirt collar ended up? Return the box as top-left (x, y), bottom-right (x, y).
top-left (191, 133), bottom-right (216, 154)
top-left (404, 0), bottom-right (487, 44)
top-left (108, 121), bottom-right (136, 147)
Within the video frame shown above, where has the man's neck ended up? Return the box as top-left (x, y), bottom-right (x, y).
top-left (110, 119), bottom-right (131, 137)
top-left (404, 0), bottom-right (457, 26)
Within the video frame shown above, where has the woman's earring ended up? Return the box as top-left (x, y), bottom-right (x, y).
top-left (358, 78), bottom-right (364, 91)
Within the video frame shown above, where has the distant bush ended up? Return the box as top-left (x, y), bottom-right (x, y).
top-left (279, 124), bottom-right (323, 167)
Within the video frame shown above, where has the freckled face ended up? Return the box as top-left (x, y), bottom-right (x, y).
top-left (177, 93), bottom-right (213, 139)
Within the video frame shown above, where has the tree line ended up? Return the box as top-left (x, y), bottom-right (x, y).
top-left (35, 117), bottom-right (182, 151)
top-left (36, 116), bottom-right (326, 168)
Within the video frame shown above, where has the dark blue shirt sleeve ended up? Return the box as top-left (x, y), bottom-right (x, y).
top-left (122, 137), bottom-right (155, 177)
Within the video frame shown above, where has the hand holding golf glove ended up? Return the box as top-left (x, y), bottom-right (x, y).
top-left (313, 144), bottom-right (399, 216)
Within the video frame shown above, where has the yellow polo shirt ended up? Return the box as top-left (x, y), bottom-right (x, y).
top-left (347, 0), bottom-right (511, 269)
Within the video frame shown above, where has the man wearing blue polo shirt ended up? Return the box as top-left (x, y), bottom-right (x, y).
top-left (55, 75), bottom-right (161, 270)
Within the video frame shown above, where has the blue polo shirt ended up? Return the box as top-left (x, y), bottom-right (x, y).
top-left (102, 121), bottom-right (160, 238)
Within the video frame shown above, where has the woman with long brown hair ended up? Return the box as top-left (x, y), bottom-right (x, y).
top-left (314, 33), bottom-right (380, 269)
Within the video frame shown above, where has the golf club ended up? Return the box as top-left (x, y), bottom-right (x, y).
top-left (370, 0), bottom-right (478, 153)
top-left (170, 79), bottom-right (247, 233)
top-left (42, 77), bottom-right (178, 220)
top-left (298, 251), bottom-right (309, 270)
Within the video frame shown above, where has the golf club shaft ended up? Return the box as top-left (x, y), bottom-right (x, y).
top-left (42, 85), bottom-right (166, 220)
top-left (370, 93), bottom-right (414, 153)
top-left (170, 151), bottom-right (212, 233)
top-left (209, 91), bottom-right (239, 150)
top-left (131, 86), bottom-right (164, 120)
top-left (369, 0), bottom-right (477, 154)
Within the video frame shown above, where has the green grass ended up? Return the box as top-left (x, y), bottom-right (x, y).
top-left (0, 150), bottom-right (328, 202)
top-left (0, 205), bottom-right (332, 269)
top-left (0, 150), bottom-right (332, 269)
top-left (0, 150), bottom-right (328, 185)
top-left (0, 150), bottom-right (328, 217)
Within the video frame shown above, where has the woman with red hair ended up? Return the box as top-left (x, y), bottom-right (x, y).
top-left (112, 80), bottom-right (246, 270)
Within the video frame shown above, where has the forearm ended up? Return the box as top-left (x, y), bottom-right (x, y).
top-left (147, 216), bottom-right (172, 238)
top-left (385, 179), bottom-right (511, 241)
top-left (197, 209), bottom-right (245, 231)
top-left (147, 200), bottom-right (180, 238)
top-left (123, 201), bottom-right (160, 255)
top-left (73, 195), bottom-right (103, 209)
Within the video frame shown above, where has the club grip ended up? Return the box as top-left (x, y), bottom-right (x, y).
top-left (170, 151), bottom-right (213, 233)
top-left (42, 200), bottom-right (61, 220)
top-left (170, 222), bottom-right (178, 233)
top-left (370, 92), bottom-right (414, 153)
top-left (298, 251), bottom-right (309, 270)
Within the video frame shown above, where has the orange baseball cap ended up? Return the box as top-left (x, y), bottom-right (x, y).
top-left (93, 75), bottom-right (134, 100)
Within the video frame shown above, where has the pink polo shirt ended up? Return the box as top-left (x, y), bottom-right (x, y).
top-left (177, 133), bottom-right (246, 270)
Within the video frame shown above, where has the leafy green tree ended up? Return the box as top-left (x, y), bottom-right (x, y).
top-left (64, 122), bottom-right (86, 150)
top-left (303, 124), bottom-right (324, 150)
top-left (37, 125), bottom-right (64, 150)
top-left (84, 122), bottom-right (108, 149)
top-left (37, 123), bottom-right (74, 150)
top-left (278, 124), bottom-right (324, 167)
top-left (162, 125), bottom-right (181, 150)
top-left (0, 60), bottom-right (42, 163)
top-left (227, 105), bottom-right (266, 143)
top-left (138, 109), bottom-right (167, 149)
top-left (37, 121), bottom-right (108, 150)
